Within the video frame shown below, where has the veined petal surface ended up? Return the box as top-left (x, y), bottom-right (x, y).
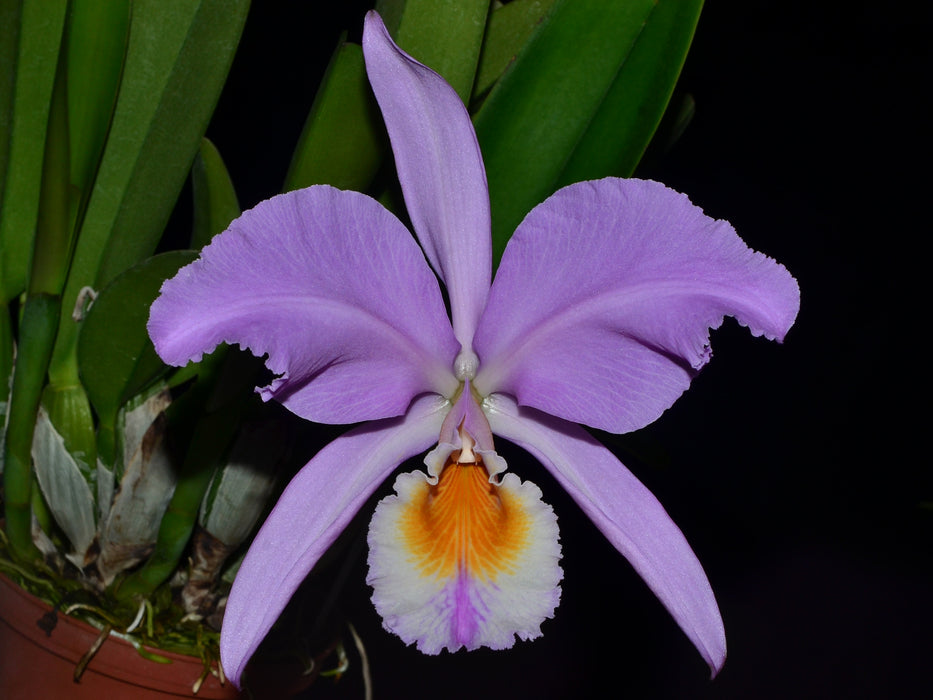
top-left (474, 178), bottom-right (800, 434)
top-left (362, 12), bottom-right (491, 349)
top-left (368, 462), bottom-right (561, 654)
top-left (484, 394), bottom-right (726, 676)
top-left (149, 186), bottom-right (459, 424)
top-left (220, 395), bottom-right (449, 687)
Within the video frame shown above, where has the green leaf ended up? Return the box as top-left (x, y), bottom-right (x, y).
top-left (191, 137), bottom-right (240, 250)
top-left (79, 0), bottom-right (248, 287)
top-left (66, 0), bottom-right (131, 211)
top-left (28, 31), bottom-right (74, 297)
top-left (283, 41), bottom-right (386, 194)
top-left (77, 250), bottom-right (197, 444)
top-left (2, 293), bottom-right (61, 561)
top-left (0, 0), bottom-right (68, 302)
top-left (376, 0), bottom-right (490, 102)
top-left (556, 0), bottom-right (704, 186)
top-left (474, 0), bottom-right (703, 263)
top-left (472, 0), bottom-right (559, 101)
top-left (0, 0), bottom-right (23, 212)
top-left (49, 0), bottom-right (249, 386)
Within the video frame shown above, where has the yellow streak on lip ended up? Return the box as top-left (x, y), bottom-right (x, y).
top-left (399, 456), bottom-right (530, 582)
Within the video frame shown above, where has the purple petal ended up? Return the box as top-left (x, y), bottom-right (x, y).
top-left (220, 395), bottom-right (448, 687)
top-left (362, 11), bottom-right (491, 349)
top-left (474, 178), bottom-right (800, 434)
top-left (484, 394), bottom-right (727, 676)
top-left (149, 186), bottom-right (459, 425)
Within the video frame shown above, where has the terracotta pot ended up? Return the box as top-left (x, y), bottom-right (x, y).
top-left (0, 572), bottom-right (240, 698)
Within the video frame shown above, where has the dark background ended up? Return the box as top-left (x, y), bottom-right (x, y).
top-left (196, 2), bottom-right (929, 698)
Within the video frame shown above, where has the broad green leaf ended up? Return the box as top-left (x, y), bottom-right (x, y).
top-left (474, 0), bottom-right (703, 263)
top-left (0, 0), bottom-right (68, 301)
top-left (0, 0), bottom-right (23, 209)
top-left (284, 42), bottom-right (386, 194)
top-left (556, 0), bottom-right (704, 185)
top-left (80, 0), bottom-right (248, 287)
top-left (376, 0), bottom-right (490, 102)
top-left (472, 0), bottom-right (558, 101)
top-left (66, 0), bottom-right (131, 211)
top-left (77, 250), bottom-right (197, 440)
top-left (49, 0), bottom-right (249, 387)
top-left (28, 36), bottom-right (74, 297)
top-left (32, 406), bottom-right (97, 559)
top-left (191, 137), bottom-right (240, 250)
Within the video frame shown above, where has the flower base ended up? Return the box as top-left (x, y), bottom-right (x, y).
top-left (0, 572), bottom-right (238, 698)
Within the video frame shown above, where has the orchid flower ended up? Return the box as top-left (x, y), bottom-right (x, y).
top-left (148, 11), bottom-right (799, 686)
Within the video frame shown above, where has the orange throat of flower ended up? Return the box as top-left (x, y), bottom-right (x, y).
top-left (399, 453), bottom-right (531, 583)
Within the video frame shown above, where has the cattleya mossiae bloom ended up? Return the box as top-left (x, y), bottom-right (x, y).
top-left (148, 11), bottom-right (799, 686)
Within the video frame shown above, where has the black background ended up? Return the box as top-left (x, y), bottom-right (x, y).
top-left (194, 2), bottom-right (930, 698)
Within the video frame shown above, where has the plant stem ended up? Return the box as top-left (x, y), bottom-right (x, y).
top-left (0, 300), bottom-right (12, 405)
top-left (31, 476), bottom-right (54, 535)
top-left (2, 294), bottom-right (60, 561)
top-left (29, 23), bottom-right (73, 299)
